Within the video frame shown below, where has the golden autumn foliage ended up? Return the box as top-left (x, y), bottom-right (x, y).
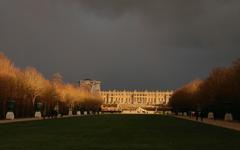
top-left (170, 58), bottom-right (240, 120)
top-left (169, 80), bottom-right (203, 111)
top-left (0, 52), bottom-right (103, 118)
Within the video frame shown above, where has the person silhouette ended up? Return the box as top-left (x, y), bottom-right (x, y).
top-left (195, 111), bottom-right (199, 121)
top-left (200, 111), bottom-right (204, 121)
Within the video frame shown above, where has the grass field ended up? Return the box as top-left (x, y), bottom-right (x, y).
top-left (0, 115), bottom-right (240, 150)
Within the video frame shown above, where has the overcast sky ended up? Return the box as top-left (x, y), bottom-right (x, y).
top-left (0, 0), bottom-right (240, 90)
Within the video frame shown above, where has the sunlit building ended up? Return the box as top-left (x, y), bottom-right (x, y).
top-left (79, 79), bottom-right (173, 112)
top-left (100, 90), bottom-right (173, 107)
top-left (79, 79), bottom-right (101, 94)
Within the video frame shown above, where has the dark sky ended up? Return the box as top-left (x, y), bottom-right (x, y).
top-left (1, 0), bottom-right (240, 90)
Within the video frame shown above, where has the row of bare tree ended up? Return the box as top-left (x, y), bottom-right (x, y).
top-left (0, 53), bottom-right (103, 119)
top-left (169, 58), bottom-right (240, 120)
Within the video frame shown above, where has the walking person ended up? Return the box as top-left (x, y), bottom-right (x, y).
top-left (195, 111), bottom-right (199, 121)
top-left (188, 111), bottom-right (192, 118)
top-left (200, 111), bottom-right (204, 122)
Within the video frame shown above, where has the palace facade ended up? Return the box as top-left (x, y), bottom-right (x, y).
top-left (80, 79), bottom-right (173, 111)
top-left (100, 90), bottom-right (173, 106)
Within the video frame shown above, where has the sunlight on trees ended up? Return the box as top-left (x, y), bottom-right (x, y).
top-left (170, 59), bottom-right (240, 119)
top-left (0, 52), bottom-right (103, 118)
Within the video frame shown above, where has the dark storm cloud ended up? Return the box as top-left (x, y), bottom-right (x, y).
top-left (0, 0), bottom-right (240, 90)
top-left (75, 0), bottom-right (240, 49)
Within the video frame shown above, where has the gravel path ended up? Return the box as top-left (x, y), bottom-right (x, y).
top-left (175, 115), bottom-right (240, 131)
top-left (0, 118), bottom-right (42, 124)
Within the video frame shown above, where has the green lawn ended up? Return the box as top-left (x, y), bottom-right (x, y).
top-left (0, 115), bottom-right (240, 150)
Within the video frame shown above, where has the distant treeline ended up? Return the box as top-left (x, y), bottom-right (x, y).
top-left (169, 58), bottom-right (240, 120)
top-left (0, 53), bottom-right (103, 118)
